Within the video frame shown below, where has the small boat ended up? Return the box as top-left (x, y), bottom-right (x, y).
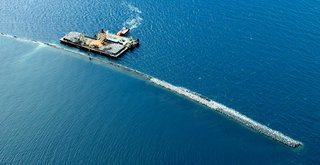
top-left (117, 27), bottom-right (130, 36)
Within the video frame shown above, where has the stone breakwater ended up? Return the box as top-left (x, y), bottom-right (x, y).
top-left (149, 78), bottom-right (302, 148)
top-left (0, 33), bottom-right (302, 148)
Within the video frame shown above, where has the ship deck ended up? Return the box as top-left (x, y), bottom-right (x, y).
top-left (60, 31), bottom-right (137, 58)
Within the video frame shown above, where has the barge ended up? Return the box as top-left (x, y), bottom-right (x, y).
top-left (60, 28), bottom-right (139, 58)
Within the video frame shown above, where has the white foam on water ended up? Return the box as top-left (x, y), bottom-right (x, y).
top-left (124, 16), bottom-right (143, 30)
top-left (127, 3), bottom-right (142, 14)
top-left (0, 33), bottom-right (303, 148)
top-left (122, 2), bottom-right (143, 30)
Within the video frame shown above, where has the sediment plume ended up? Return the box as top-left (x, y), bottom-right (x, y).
top-left (0, 33), bottom-right (302, 148)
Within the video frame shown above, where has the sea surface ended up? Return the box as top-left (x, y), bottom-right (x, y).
top-left (0, 0), bottom-right (320, 164)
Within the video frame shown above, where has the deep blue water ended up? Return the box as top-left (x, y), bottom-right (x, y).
top-left (1, 0), bottom-right (320, 164)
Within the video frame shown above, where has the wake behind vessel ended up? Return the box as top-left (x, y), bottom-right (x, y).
top-left (60, 28), bottom-right (139, 58)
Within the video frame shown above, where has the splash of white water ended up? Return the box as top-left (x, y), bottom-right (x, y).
top-left (122, 2), bottom-right (143, 30)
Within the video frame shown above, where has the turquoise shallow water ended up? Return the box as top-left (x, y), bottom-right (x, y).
top-left (0, 36), bottom-right (297, 164)
top-left (1, 0), bottom-right (320, 164)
